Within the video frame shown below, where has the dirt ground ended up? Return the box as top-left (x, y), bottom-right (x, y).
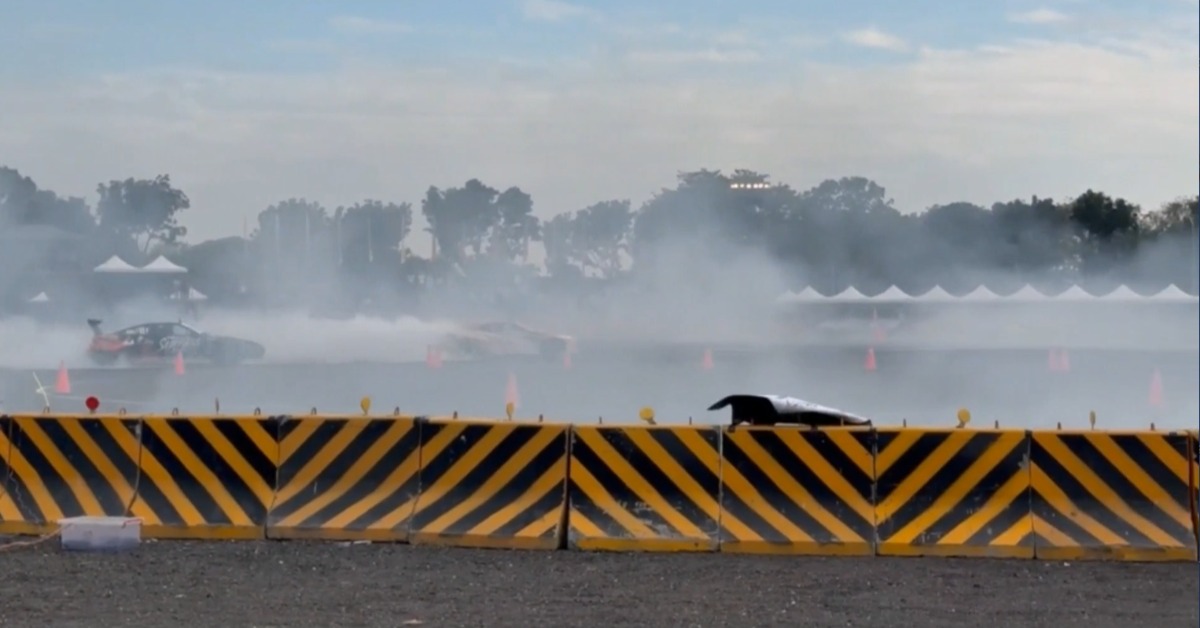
top-left (0, 539), bottom-right (1195, 628)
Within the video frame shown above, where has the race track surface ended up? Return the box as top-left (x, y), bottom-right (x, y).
top-left (0, 540), bottom-right (1195, 628)
top-left (6, 346), bottom-right (1197, 430)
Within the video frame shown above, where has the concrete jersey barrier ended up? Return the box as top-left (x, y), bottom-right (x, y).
top-left (0, 414), bottom-right (1196, 562)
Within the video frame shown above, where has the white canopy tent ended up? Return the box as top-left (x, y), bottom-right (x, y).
top-left (93, 255), bottom-right (140, 273)
top-left (141, 255), bottom-right (188, 273)
top-left (28, 292), bottom-right (49, 303)
top-left (776, 283), bottom-right (1198, 304)
top-left (168, 287), bottom-right (208, 302)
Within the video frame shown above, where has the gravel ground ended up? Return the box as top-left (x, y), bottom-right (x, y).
top-left (0, 539), bottom-right (1195, 628)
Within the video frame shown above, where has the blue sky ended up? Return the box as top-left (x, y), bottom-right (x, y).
top-left (9, 0), bottom-right (1190, 77)
top-left (2, 0), bottom-right (1197, 246)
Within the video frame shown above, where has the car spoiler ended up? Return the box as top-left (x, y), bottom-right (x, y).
top-left (87, 319), bottom-right (103, 336)
top-left (707, 394), bottom-right (872, 428)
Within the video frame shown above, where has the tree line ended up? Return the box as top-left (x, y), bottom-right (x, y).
top-left (0, 165), bottom-right (1196, 310)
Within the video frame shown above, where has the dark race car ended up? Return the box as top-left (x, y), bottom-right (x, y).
top-left (86, 319), bottom-right (265, 366)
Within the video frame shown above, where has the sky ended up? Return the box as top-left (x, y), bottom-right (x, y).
top-left (1, 0), bottom-right (1197, 252)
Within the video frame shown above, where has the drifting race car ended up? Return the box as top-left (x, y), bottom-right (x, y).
top-left (86, 319), bottom-right (266, 366)
top-left (440, 321), bottom-right (574, 360)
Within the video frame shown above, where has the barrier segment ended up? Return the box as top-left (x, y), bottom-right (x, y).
top-left (1030, 430), bottom-right (1197, 561)
top-left (267, 416), bottom-right (423, 541)
top-left (0, 416), bottom-right (141, 536)
top-left (408, 419), bottom-right (569, 550)
top-left (1189, 430), bottom-right (1199, 552)
top-left (0, 416), bottom-right (12, 530)
top-left (719, 426), bottom-right (875, 555)
top-left (567, 425), bottom-right (722, 552)
top-left (873, 428), bottom-right (1033, 558)
top-left (132, 416), bottom-right (279, 539)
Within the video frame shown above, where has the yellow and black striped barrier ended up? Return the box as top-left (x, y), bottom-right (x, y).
top-left (1, 413), bottom-right (1197, 562)
top-left (408, 419), bottom-right (569, 550)
top-left (873, 428), bottom-right (1034, 558)
top-left (719, 426), bottom-right (875, 555)
top-left (132, 415), bottom-right (280, 539)
top-left (1189, 430), bottom-right (1199, 553)
top-left (1029, 430), bottom-right (1196, 561)
top-left (267, 416), bottom-right (422, 541)
top-left (566, 425), bottom-right (722, 552)
top-left (0, 415), bottom-right (142, 536)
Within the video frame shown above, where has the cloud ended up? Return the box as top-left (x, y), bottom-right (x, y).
top-left (0, 31), bottom-right (1195, 248)
top-left (625, 48), bottom-right (762, 65)
top-left (842, 27), bottom-right (909, 52)
top-left (328, 15), bottom-right (412, 35)
top-left (520, 0), bottom-right (600, 23)
top-left (1008, 8), bottom-right (1071, 24)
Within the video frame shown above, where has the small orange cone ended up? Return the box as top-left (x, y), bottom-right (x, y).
top-left (701, 348), bottom-right (714, 370)
top-left (864, 347), bottom-right (877, 372)
top-left (55, 361), bottom-right (70, 394)
top-left (505, 372), bottom-right (520, 410)
top-left (1047, 349), bottom-right (1061, 372)
top-left (426, 346), bottom-right (442, 369)
top-left (174, 351), bottom-right (185, 375)
top-left (1149, 368), bottom-right (1164, 408)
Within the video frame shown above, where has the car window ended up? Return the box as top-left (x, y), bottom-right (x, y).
top-left (171, 324), bottom-right (196, 336)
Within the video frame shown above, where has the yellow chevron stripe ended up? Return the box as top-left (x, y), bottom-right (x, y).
top-left (192, 419), bottom-right (273, 508)
top-left (17, 419), bottom-right (105, 516)
top-left (569, 460), bottom-right (658, 538)
top-left (826, 429), bottom-right (874, 478)
top-left (273, 420), bottom-right (357, 506)
top-left (1091, 434), bottom-right (1190, 527)
top-left (275, 420), bottom-right (412, 527)
top-left (937, 470), bottom-right (1031, 546)
top-left (877, 432), bottom-right (970, 526)
top-left (875, 430), bottom-right (921, 475)
top-left (416, 426), bottom-right (559, 535)
top-left (884, 434), bottom-right (1015, 545)
top-left (1038, 435), bottom-right (1178, 548)
top-left (581, 428), bottom-right (705, 539)
top-left (716, 442), bottom-right (812, 543)
top-left (145, 421), bottom-right (248, 526)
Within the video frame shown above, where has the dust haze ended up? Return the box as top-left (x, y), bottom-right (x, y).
top-left (0, 191), bottom-right (1194, 431)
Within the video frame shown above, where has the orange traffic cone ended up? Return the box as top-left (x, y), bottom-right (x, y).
top-left (505, 372), bottom-right (520, 410)
top-left (1149, 368), bottom-right (1164, 409)
top-left (426, 346), bottom-right (442, 369)
top-left (174, 351), bottom-right (185, 375)
top-left (701, 348), bottom-right (714, 370)
top-left (864, 347), bottom-right (877, 372)
top-left (55, 361), bottom-right (70, 394)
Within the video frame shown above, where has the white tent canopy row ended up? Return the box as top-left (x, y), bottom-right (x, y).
top-left (778, 283), bottom-right (1198, 304)
top-left (93, 255), bottom-right (188, 273)
top-left (168, 287), bottom-right (208, 301)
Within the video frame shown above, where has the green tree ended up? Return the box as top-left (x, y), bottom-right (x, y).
top-left (0, 166), bottom-right (95, 234)
top-left (1067, 189), bottom-right (1141, 275)
top-left (488, 187), bottom-right (540, 262)
top-left (544, 200), bottom-right (634, 279)
top-left (422, 179), bottom-right (500, 263)
top-left (253, 198), bottom-right (331, 260)
top-left (334, 200), bottom-right (413, 272)
top-left (95, 174), bottom-right (189, 253)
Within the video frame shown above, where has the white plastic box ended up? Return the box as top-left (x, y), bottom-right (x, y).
top-left (57, 516), bottom-right (142, 552)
